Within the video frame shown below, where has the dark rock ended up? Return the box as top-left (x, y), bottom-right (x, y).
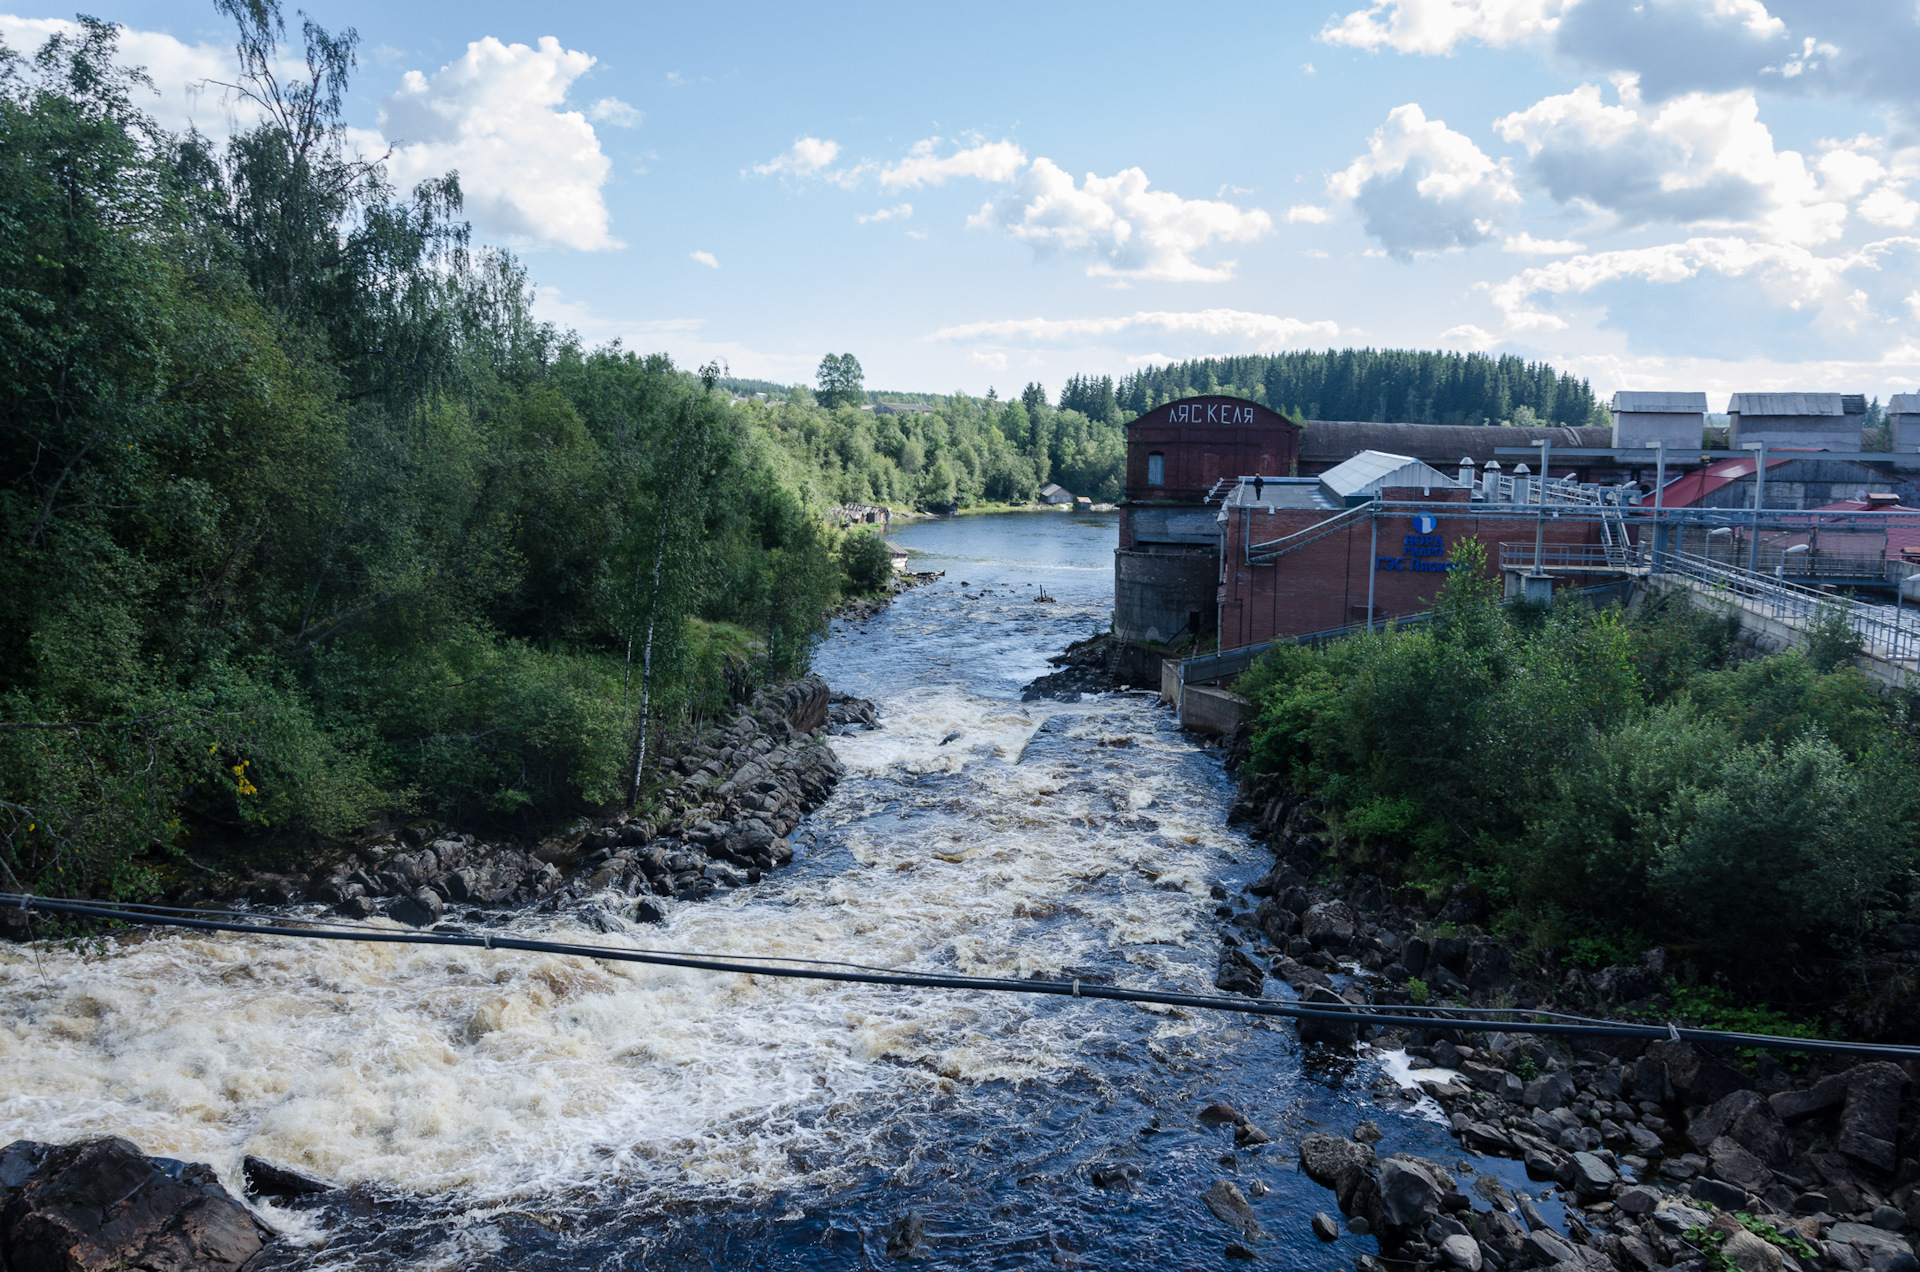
top-left (1202, 1179), bottom-right (1267, 1241)
top-left (632, 898), bottom-right (667, 924)
top-left (1626, 1057), bottom-right (1674, 1105)
top-left (1688, 1089), bottom-right (1788, 1164)
top-left (1440, 1232), bottom-right (1484, 1271)
top-left (1692, 1175), bottom-right (1750, 1211)
top-left (1430, 1040), bottom-right (1464, 1070)
top-left (1223, 1241), bottom-right (1256, 1260)
top-left (241, 1155), bottom-right (330, 1199)
top-left (1199, 1103), bottom-right (1244, 1127)
top-left (1840, 1063), bottom-right (1907, 1174)
top-left (1301, 901), bottom-right (1357, 951)
top-left (0, 1137), bottom-right (264, 1272)
top-left (388, 887), bottom-right (444, 928)
top-left (1876, 1207), bottom-right (1909, 1231)
top-left (1616, 1186), bottom-right (1660, 1216)
top-left (1524, 1069), bottom-right (1576, 1112)
top-left (1215, 947), bottom-right (1265, 998)
top-left (1296, 985), bottom-right (1359, 1047)
top-left (1403, 937), bottom-right (1430, 977)
top-left (1312, 1211), bottom-right (1342, 1241)
top-left (1465, 942), bottom-right (1512, 994)
top-left (1565, 1150), bottom-right (1618, 1199)
top-left (1708, 1136), bottom-right (1774, 1193)
top-left (1089, 1163), bottom-right (1140, 1189)
top-left (1772, 1074), bottom-right (1849, 1124)
top-left (1299, 1135), bottom-right (1375, 1188)
top-left (1378, 1155), bottom-right (1453, 1232)
top-left (884, 1209), bottom-right (928, 1260)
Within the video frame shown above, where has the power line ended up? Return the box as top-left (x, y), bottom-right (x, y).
top-left (7, 893), bottom-right (1914, 1060)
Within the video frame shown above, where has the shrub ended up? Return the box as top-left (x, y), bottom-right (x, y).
top-left (839, 530), bottom-right (893, 594)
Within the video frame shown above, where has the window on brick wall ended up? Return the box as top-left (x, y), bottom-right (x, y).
top-left (1147, 452), bottom-right (1165, 486)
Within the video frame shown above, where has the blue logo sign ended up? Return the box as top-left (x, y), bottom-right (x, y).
top-left (1412, 510), bottom-right (1438, 534)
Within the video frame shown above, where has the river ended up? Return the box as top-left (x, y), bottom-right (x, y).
top-left (0, 511), bottom-right (1518, 1269)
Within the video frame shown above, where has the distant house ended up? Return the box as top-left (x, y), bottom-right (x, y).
top-left (873, 401), bottom-right (936, 417)
top-left (1039, 483), bottom-right (1074, 505)
top-left (1610, 391), bottom-right (1708, 450)
top-left (1891, 394), bottom-right (1920, 452)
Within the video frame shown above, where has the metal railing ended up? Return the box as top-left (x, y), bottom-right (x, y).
top-left (1653, 550), bottom-right (1920, 664)
top-left (1500, 543), bottom-right (1645, 572)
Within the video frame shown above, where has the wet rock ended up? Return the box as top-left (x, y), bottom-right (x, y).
top-left (1299, 1135), bottom-right (1375, 1189)
top-left (1202, 1180), bottom-right (1267, 1241)
top-left (1565, 1150), bottom-right (1618, 1199)
top-left (241, 1155), bottom-right (330, 1199)
top-left (388, 886), bottom-right (444, 928)
top-left (1223, 1241), bottom-right (1255, 1260)
top-left (1616, 1186), bottom-right (1661, 1217)
top-left (1525, 1069), bottom-right (1576, 1113)
top-left (1691, 1176), bottom-right (1750, 1211)
top-left (1378, 1156), bottom-right (1453, 1232)
top-left (1840, 1063), bottom-right (1907, 1174)
top-left (1296, 985), bottom-right (1360, 1047)
top-left (885, 1209), bottom-right (928, 1260)
top-left (1312, 1212), bottom-right (1342, 1241)
top-left (1527, 1227), bottom-right (1578, 1265)
top-left (0, 1137), bottom-right (265, 1272)
top-left (1090, 1163), bottom-right (1140, 1189)
top-left (1354, 1120), bottom-right (1384, 1145)
top-left (1215, 947), bottom-right (1265, 998)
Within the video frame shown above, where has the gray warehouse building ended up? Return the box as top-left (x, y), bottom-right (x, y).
top-left (1610, 391), bottom-right (1708, 450)
top-left (1729, 393), bottom-right (1866, 448)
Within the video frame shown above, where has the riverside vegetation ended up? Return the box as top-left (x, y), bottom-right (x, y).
top-left (0, 0), bottom-right (1613, 907)
top-left (1224, 540), bottom-right (1920, 1032)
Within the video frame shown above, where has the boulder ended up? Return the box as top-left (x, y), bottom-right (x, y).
top-left (1214, 948), bottom-right (1265, 998)
top-left (1771, 1074), bottom-right (1849, 1124)
top-left (1296, 986), bottom-right (1360, 1047)
top-left (1840, 1063), bottom-right (1907, 1173)
top-left (1202, 1180), bottom-right (1267, 1242)
top-left (1616, 1186), bottom-right (1661, 1217)
top-left (0, 1137), bottom-right (265, 1272)
top-left (1440, 1233), bottom-right (1485, 1271)
top-left (388, 886), bottom-right (444, 928)
top-left (1722, 1229), bottom-right (1786, 1272)
top-left (1565, 1151), bottom-right (1618, 1199)
top-left (1527, 1228), bottom-right (1578, 1265)
top-left (240, 1155), bottom-right (330, 1199)
top-left (1298, 1135), bottom-right (1374, 1188)
top-left (1377, 1156), bottom-right (1454, 1232)
top-left (1312, 1212), bottom-right (1341, 1241)
top-left (1708, 1136), bottom-right (1774, 1193)
top-left (1524, 1069), bottom-right (1576, 1113)
top-left (1465, 942), bottom-right (1512, 994)
top-left (1301, 901), bottom-right (1357, 951)
top-left (1688, 1089), bottom-right (1788, 1164)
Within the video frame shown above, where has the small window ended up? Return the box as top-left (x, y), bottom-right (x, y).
top-left (1147, 452), bottom-right (1165, 486)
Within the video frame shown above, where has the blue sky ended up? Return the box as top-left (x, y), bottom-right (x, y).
top-left (7, 0), bottom-right (1919, 407)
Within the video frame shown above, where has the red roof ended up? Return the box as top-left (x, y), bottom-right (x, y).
top-left (1810, 499), bottom-right (1920, 559)
top-left (1653, 456), bottom-right (1795, 508)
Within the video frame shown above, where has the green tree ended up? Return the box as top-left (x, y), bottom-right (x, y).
top-left (816, 352), bottom-right (864, 409)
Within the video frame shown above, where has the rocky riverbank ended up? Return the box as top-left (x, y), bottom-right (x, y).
top-left (1192, 731), bottom-right (1920, 1272)
top-left (141, 676), bottom-right (881, 933)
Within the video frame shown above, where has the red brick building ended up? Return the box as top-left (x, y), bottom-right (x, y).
top-left (1215, 484), bottom-right (1611, 647)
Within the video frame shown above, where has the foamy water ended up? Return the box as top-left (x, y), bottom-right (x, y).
top-left (0, 513), bottom-right (1476, 1269)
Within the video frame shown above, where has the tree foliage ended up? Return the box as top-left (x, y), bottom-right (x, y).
top-left (0, 11), bottom-right (842, 897)
top-left (1236, 554), bottom-right (1919, 972)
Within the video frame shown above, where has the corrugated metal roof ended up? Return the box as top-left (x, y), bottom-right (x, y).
top-left (1318, 450), bottom-right (1464, 501)
top-left (1222, 478), bottom-right (1335, 510)
top-left (1612, 391), bottom-right (1708, 413)
top-left (1727, 392), bottom-right (1844, 416)
top-left (1296, 421), bottom-right (1609, 464)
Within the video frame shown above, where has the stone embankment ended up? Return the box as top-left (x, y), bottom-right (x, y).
top-left (220, 677), bottom-right (879, 929)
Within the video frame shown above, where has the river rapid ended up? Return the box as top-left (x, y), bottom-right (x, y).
top-left (0, 512), bottom-right (1494, 1269)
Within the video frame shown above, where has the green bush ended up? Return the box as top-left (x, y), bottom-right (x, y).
top-left (840, 530), bottom-right (894, 594)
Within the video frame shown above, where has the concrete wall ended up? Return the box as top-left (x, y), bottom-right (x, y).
top-left (1612, 411), bottom-right (1705, 450)
top-left (1122, 505), bottom-right (1223, 550)
top-left (1179, 684), bottom-right (1251, 736)
top-left (1730, 414), bottom-right (1859, 448)
top-left (1115, 548), bottom-right (1218, 645)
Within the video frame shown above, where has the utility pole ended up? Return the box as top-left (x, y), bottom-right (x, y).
top-left (1743, 440), bottom-right (1769, 573)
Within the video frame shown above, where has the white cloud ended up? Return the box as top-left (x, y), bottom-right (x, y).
top-left (381, 37), bottom-right (619, 252)
top-left (1440, 323), bottom-right (1501, 350)
top-left (1504, 232), bottom-right (1586, 253)
top-left (968, 350), bottom-right (1009, 371)
top-left (1860, 187), bottom-right (1920, 229)
top-left (930, 309), bottom-right (1339, 349)
top-left (586, 97), bottom-right (642, 127)
top-left (857, 203), bottom-right (913, 224)
top-left (1319, 0), bottom-right (1563, 55)
top-left (1321, 104), bottom-right (1520, 258)
top-left (968, 160), bottom-right (1273, 282)
top-left (879, 138), bottom-right (1027, 190)
top-left (0, 14), bottom-right (264, 136)
top-left (689, 250), bottom-right (719, 268)
top-left (1484, 233), bottom-right (1920, 358)
top-left (753, 136), bottom-right (841, 178)
top-left (1286, 204), bottom-right (1334, 224)
top-left (1494, 83), bottom-right (1846, 246)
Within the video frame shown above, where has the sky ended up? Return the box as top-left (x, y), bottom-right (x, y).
top-left (6, 0), bottom-right (1920, 408)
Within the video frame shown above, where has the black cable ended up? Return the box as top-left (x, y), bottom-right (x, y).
top-left (8, 893), bottom-right (1916, 1060)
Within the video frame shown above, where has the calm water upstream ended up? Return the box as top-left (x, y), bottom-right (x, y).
top-left (0, 511), bottom-right (1521, 1270)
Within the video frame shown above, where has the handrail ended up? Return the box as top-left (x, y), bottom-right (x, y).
top-left (1652, 550), bottom-right (1918, 663)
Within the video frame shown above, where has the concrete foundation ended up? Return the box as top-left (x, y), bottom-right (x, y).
top-left (1179, 684), bottom-right (1250, 736)
top-left (1115, 548), bottom-right (1217, 645)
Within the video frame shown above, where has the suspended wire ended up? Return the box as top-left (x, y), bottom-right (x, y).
top-left (7, 893), bottom-right (1914, 1060)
